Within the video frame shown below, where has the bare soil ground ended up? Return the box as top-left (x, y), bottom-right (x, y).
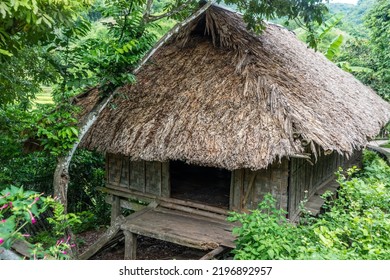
top-left (76, 228), bottom-right (227, 260)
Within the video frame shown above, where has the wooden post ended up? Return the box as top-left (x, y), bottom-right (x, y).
top-left (111, 195), bottom-right (121, 225)
top-left (124, 231), bottom-right (137, 260)
top-left (79, 216), bottom-right (125, 260)
top-left (199, 246), bottom-right (226, 260)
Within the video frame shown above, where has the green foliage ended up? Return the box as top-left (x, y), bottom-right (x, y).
top-left (333, 0), bottom-right (390, 101)
top-left (0, 0), bottom-right (92, 56)
top-left (0, 0), bottom-right (92, 108)
top-left (0, 105), bottom-right (108, 226)
top-left (228, 194), bottom-right (303, 260)
top-left (0, 149), bottom-right (108, 227)
top-left (364, 0), bottom-right (390, 100)
top-left (46, 197), bottom-right (82, 237)
top-left (0, 186), bottom-right (81, 259)
top-left (325, 34), bottom-right (343, 61)
top-left (68, 149), bottom-right (108, 225)
top-left (0, 186), bottom-right (47, 248)
top-left (337, 0), bottom-right (375, 37)
top-left (0, 47), bottom-right (57, 109)
top-left (316, 14), bottom-right (343, 42)
top-left (222, 0), bottom-right (328, 49)
top-left (229, 151), bottom-right (390, 260)
top-left (35, 106), bottom-right (80, 156)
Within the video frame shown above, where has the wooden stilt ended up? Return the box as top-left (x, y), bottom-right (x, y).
top-left (124, 231), bottom-right (137, 260)
top-left (79, 215), bottom-right (125, 260)
top-left (199, 246), bottom-right (226, 260)
top-left (111, 195), bottom-right (121, 225)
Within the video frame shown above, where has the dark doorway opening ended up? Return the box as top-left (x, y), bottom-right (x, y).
top-left (170, 161), bottom-right (231, 209)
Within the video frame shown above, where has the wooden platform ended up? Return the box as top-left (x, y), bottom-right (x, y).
top-left (120, 206), bottom-right (236, 259)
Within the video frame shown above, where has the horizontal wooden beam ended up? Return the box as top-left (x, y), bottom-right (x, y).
top-left (103, 184), bottom-right (229, 215)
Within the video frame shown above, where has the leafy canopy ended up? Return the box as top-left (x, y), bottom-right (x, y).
top-left (0, 0), bottom-right (92, 56)
top-left (222, 0), bottom-right (328, 48)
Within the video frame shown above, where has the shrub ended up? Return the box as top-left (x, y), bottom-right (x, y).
top-left (0, 186), bottom-right (77, 259)
top-left (229, 150), bottom-right (390, 260)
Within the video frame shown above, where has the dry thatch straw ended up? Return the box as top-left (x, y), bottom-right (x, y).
top-left (79, 5), bottom-right (390, 171)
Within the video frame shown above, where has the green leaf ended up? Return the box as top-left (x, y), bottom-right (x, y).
top-left (267, 249), bottom-right (275, 259)
top-left (317, 14), bottom-right (343, 40)
top-left (0, 48), bottom-right (12, 56)
top-left (326, 34), bottom-right (343, 61)
top-left (70, 127), bottom-right (78, 136)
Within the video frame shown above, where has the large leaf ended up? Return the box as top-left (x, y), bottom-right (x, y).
top-left (317, 14), bottom-right (343, 40)
top-left (325, 34), bottom-right (343, 61)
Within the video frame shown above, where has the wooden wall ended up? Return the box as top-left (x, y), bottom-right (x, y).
top-left (230, 159), bottom-right (289, 212)
top-left (106, 151), bottom-right (361, 216)
top-left (106, 153), bottom-right (170, 197)
top-left (288, 151), bottom-right (362, 219)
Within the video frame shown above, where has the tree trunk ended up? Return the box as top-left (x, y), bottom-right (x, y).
top-left (53, 93), bottom-right (114, 211)
top-left (53, 156), bottom-right (70, 213)
top-left (52, 0), bottom-right (214, 212)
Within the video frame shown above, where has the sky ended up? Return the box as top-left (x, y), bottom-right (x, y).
top-left (328, 0), bottom-right (359, 4)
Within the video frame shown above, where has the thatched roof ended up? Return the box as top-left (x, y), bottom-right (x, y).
top-left (80, 5), bottom-right (390, 170)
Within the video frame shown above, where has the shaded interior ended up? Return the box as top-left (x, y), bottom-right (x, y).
top-left (170, 161), bottom-right (231, 209)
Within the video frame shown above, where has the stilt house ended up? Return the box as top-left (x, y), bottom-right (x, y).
top-left (79, 5), bottom-right (390, 259)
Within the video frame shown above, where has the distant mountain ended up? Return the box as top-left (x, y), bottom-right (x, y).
top-left (328, 3), bottom-right (355, 15)
top-left (328, 0), bottom-right (375, 37)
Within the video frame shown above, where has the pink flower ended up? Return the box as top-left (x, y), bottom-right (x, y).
top-left (1, 219), bottom-right (6, 223)
top-left (56, 238), bottom-right (64, 246)
top-left (0, 192), bottom-right (10, 199)
top-left (0, 204), bottom-right (8, 210)
top-left (29, 196), bottom-right (40, 207)
top-left (61, 251), bottom-right (67, 255)
top-left (0, 238), bottom-right (4, 245)
top-left (27, 209), bottom-right (36, 224)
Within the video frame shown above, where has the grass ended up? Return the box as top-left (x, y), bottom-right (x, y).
top-left (34, 86), bottom-right (53, 105)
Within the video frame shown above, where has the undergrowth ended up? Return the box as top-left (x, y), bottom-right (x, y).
top-left (229, 150), bottom-right (390, 260)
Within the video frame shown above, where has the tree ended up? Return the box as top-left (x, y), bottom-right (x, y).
top-left (0, 0), bottom-right (92, 108)
top-left (0, 0), bottom-right (92, 56)
top-left (365, 0), bottom-right (390, 100)
top-left (223, 0), bottom-right (328, 48)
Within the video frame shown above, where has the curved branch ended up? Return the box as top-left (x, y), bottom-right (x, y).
top-left (143, 0), bottom-right (154, 22)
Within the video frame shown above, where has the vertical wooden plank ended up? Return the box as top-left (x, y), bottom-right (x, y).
top-left (128, 156), bottom-right (131, 190)
top-left (129, 161), bottom-right (146, 192)
top-left (145, 161), bottom-right (162, 196)
top-left (105, 153), bottom-right (109, 184)
top-left (290, 158), bottom-right (298, 218)
top-left (107, 154), bottom-right (121, 184)
top-left (112, 155), bottom-right (122, 184)
top-left (161, 162), bottom-right (170, 198)
top-left (124, 231), bottom-right (137, 260)
top-left (111, 195), bottom-right (121, 225)
top-left (252, 169), bottom-right (263, 210)
top-left (241, 169), bottom-right (250, 210)
top-left (231, 169), bottom-right (243, 212)
top-left (120, 156), bottom-right (130, 188)
top-left (229, 169), bottom-right (234, 210)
